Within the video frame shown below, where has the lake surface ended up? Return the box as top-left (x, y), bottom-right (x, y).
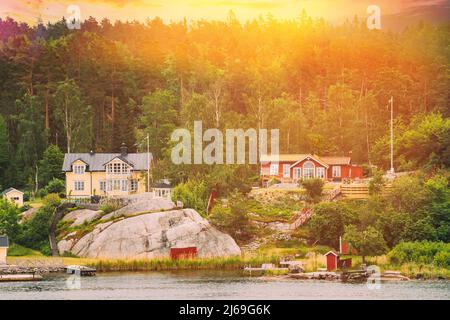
top-left (0, 270), bottom-right (449, 300)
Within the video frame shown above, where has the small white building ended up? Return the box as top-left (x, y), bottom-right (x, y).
top-left (1, 188), bottom-right (24, 207)
top-left (153, 181), bottom-right (172, 199)
top-left (0, 235), bottom-right (9, 265)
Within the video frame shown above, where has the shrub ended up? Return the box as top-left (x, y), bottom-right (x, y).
top-left (388, 241), bottom-right (450, 265)
top-left (0, 199), bottom-right (21, 242)
top-left (45, 178), bottom-right (65, 194)
top-left (299, 178), bottom-right (324, 202)
top-left (172, 178), bottom-right (209, 216)
top-left (42, 193), bottom-right (61, 207)
top-left (99, 199), bottom-right (123, 214)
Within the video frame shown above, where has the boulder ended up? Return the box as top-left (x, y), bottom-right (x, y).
top-left (58, 209), bottom-right (241, 259)
top-left (62, 209), bottom-right (103, 227)
top-left (101, 198), bottom-right (176, 220)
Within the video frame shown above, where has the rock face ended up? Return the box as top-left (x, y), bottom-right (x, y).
top-left (62, 209), bottom-right (103, 227)
top-left (58, 208), bottom-right (241, 259)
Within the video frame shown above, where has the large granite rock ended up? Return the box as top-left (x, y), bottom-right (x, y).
top-left (58, 209), bottom-right (241, 259)
top-left (62, 209), bottom-right (103, 227)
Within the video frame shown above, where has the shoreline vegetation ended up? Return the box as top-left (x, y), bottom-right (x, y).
top-left (6, 254), bottom-right (449, 280)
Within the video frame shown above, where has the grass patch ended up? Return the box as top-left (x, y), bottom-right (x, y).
top-left (7, 243), bottom-right (43, 256)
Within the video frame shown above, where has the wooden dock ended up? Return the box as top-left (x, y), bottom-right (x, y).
top-left (0, 274), bottom-right (43, 282)
top-left (66, 265), bottom-right (96, 276)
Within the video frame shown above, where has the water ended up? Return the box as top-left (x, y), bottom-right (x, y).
top-left (0, 270), bottom-right (449, 300)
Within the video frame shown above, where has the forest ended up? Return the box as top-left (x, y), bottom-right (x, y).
top-left (0, 13), bottom-right (449, 192)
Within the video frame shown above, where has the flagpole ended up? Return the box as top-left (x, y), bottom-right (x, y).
top-left (390, 96), bottom-right (395, 175)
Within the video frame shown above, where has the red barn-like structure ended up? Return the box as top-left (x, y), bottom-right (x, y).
top-left (170, 247), bottom-right (197, 260)
top-left (325, 250), bottom-right (352, 271)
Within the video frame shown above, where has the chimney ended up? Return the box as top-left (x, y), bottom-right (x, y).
top-left (120, 143), bottom-right (128, 156)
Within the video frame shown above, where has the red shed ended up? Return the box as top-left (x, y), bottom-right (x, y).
top-left (325, 251), bottom-right (339, 271)
top-left (170, 247), bottom-right (197, 260)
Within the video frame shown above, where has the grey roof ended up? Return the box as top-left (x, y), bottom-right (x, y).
top-left (62, 153), bottom-right (152, 172)
top-left (1, 187), bottom-right (23, 195)
top-left (0, 235), bottom-right (8, 247)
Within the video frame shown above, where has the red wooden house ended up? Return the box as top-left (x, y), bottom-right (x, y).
top-left (260, 154), bottom-right (363, 182)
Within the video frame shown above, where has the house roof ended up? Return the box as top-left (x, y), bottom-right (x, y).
top-left (1, 187), bottom-right (24, 196)
top-left (63, 153), bottom-right (152, 172)
top-left (290, 155), bottom-right (330, 169)
top-left (0, 235), bottom-right (9, 247)
top-left (260, 154), bottom-right (351, 166)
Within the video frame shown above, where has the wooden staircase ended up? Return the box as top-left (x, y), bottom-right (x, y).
top-left (289, 207), bottom-right (314, 230)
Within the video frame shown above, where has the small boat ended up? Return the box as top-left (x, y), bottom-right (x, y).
top-left (65, 265), bottom-right (96, 276)
top-left (0, 274), bottom-right (43, 282)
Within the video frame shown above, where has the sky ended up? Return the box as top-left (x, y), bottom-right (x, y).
top-left (1, 0), bottom-right (449, 26)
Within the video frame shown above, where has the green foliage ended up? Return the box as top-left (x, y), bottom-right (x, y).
top-left (42, 193), bottom-right (61, 207)
top-left (0, 199), bottom-right (21, 242)
top-left (138, 89), bottom-right (177, 160)
top-left (209, 192), bottom-right (256, 243)
top-left (99, 199), bottom-right (123, 214)
top-left (44, 178), bottom-right (65, 195)
top-left (17, 205), bottom-right (55, 254)
top-left (7, 243), bottom-right (42, 256)
top-left (299, 178), bottom-right (324, 202)
top-left (388, 241), bottom-right (450, 266)
top-left (0, 115), bottom-right (9, 189)
top-left (307, 202), bottom-right (358, 249)
top-left (39, 145), bottom-right (64, 186)
top-left (368, 168), bottom-right (385, 195)
top-left (343, 225), bottom-right (388, 262)
top-left (172, 178), bottom-right (209, 216)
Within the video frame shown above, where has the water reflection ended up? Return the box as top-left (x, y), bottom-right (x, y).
top-left (0, 270), bottom-right (449, 300)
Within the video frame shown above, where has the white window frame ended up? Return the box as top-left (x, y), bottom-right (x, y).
top-left (303, 161), bottom-right (315, 179)
top-left (282, 164), bottom-right (290, 178)
top-left (293, 167), bottom-right (301, 179)
top-left (121, 179), bottom-right (128, 191)
top-left (99, 180), bottom-right (106, 192)
top-left (332, 166), bottom-right (341, 178)
top-left (269, 163), bottom-right (279, 176)
top-left (74, 181), bottom-right (85, 191)
top-left (73, 165), bottom-right (85, 174)
top-left (316, 167), bottom-right (325, 179)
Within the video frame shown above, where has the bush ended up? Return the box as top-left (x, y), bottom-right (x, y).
top-left (388, 241), bottom-right (450, 265)
top-left (45, 178), bottom-right (65, 194)
top-left (99, 198), bottom-right (123, 214)
top-left (17, 205), bottom-right (55, 255)
top-left (172, 178), bottom-right (209, 216)
top-left (0, 199), bottom-right (21, 242)
top-left (42, 193), bottom-right (61, 207)
top-left (299, 178), bottom-right (324, 202)
top-left (209, 192), bottom-right (256, 243)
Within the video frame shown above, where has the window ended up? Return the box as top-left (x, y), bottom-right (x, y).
top-left (74, 181), bottom-right (84, 191)
top-left (130, 180), bottom-right (138, 191)
top-left (73, 165), bottom-right (85, 174)
top-left (283, 164), bottom-right (290, 178)
top-left (121, 179), bottom-right (128, 191)
top-left (293, 168), bottom-right (301, 179)
top-left (269, 163), bottom-right (279, 175)
top-left (316, 167), bottom-right (325, 179)
top-left (303, 161), bottom-right (315, 179)
top-left (107, 162), bottom-right (130, 174)
top-left (108, 179), bottom-right (121, 191)
top-left (99, 180), bottom-right (106, 192)
top-left (332, 166), bottom-right (341, 178)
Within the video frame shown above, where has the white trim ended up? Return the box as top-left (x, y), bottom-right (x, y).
top-left (332, 165), bottom-right (341, 178)
top-left (3, 188), bottom-right (24, 195)
top-left (289, 155), bottom-right (329, 169)
top-left (324, 250), bottom-right (339, 257)
top-left (269, 163), bottom-right (279, 176)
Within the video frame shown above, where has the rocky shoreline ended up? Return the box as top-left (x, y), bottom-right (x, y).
top-left (0, 265), bottom-right (65, 275)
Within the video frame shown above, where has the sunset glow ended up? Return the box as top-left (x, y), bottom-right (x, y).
top-left (1, 0), bottom-right (448, 25)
